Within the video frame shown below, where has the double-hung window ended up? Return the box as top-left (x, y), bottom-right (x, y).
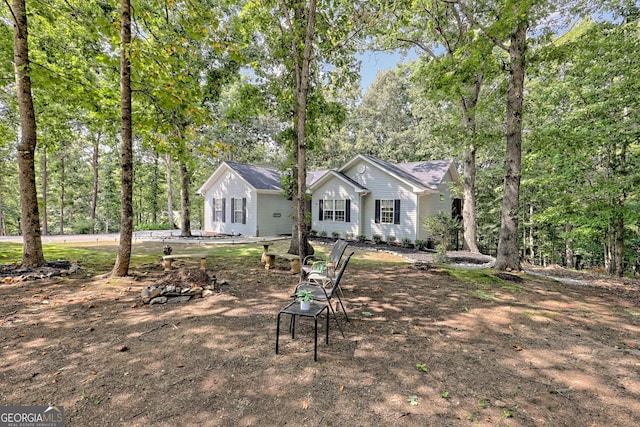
top-left (213, 198), bottom-right (225, 223)
top-left (319, 199), bottom-right (350, 222)
top-left (375, 199), bottom-right (401, 224)
top-left (231, 198), bottom-right (246, 224)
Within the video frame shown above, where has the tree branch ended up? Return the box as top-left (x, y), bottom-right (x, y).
top-left (396, 37), bottom-right (436, 58)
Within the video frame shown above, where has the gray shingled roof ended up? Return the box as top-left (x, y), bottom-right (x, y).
top-left (395, 159), bottom-right (454, 190)
top-left (360, 155), bottom-right (454, 190)
top-left (225, 161), bottom-right (282, 191)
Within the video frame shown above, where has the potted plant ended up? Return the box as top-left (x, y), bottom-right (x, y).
top-left (297, 289), bottom-right (314, 310)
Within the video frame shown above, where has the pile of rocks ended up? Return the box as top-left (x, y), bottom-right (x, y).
top-left (141, 268), bottom-right (219, 305)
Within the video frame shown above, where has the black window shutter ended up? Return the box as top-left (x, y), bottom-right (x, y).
top-left (374, 200), bottom-right (380, 223)
top-left (222, 198), bottom-right (226, 222)
top-left (212, 198), bottom-right (216, 221)
top-left (318, 200), bottom-right (323, 221)
top-left (345, 199), bottom-right (351, 223)
top-left (242, 198), bottom-right (247, 224)
top-left (394, 199), bottom-right (401, 224)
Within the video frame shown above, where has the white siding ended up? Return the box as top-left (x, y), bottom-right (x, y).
top-left (202, 172), bottom-right (256, 236)
top-left (310, 180), bottom-right (359, 239)
top-left (255, 193), bottom-right (293, 236)
top-left (343, 161), bottom-right (419, 242)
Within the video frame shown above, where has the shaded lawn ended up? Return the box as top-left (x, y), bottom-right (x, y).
top-left (0, 240), bottom-right (639, 426)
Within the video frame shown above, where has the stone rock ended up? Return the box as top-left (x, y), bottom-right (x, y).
top-left (149, 296), bottom-right (167, 305)
top-left (167, 296), bottom-right (191, 304)
top-left (202, 289), bottom-right (214, 297)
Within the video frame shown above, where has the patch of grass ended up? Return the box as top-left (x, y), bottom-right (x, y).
top-left (442, 266), bottom-right (526, 292)
top-left (474, 290), bottom-right (498, 301)
top-left (625, 310), bottom-right (640, 317)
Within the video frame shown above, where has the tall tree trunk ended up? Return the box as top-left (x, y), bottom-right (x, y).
top-left (565, 223), bottom-right (574, 269)
top-left (151, 152), bottom-right (159, 224)
top-left (284, 0), bottom-right (316, 263)
top-left (178, 159), bottom-right (192, 237)
top-left (494, 17), bottom-right (527, 272)
top-left (528, 202), bottom-right (535, 265)
top-left (112, 0), bottom-right (133, 277)
top-left (11, 0), bottom-right (45, 267)
top-left (41, 147), bottom-right (48, 236)
top-left (0, 190), bottom-right (5, 235)
top-left (166, 153), bottom-right (175, 228)
top-left (59, 156), bottom-right (65, 234)
top-left (90, 132), bottom-right (100, 234)
top-left (459, 70), bottom-right (483, 253)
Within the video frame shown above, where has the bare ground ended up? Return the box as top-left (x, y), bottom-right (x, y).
top-left (1, 245), bottom-right (640, 426)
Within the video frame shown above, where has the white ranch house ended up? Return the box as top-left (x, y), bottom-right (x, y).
top-left (197, 161), bottom-right (293, 237)
top-left (198, 155), bottom-right (461, 242)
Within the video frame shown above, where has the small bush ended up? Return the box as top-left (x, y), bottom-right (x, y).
top-left (372, 234), bottom-right (383, 244)
top-left (71, 219), bottom-right (93, 234)
top-left (385, 235), bottom-right (396, 244)
top-left (401, 237), bottom-right (413, 248)
top-left (414, 239), bottom-right (428, 251)
top-left (357, 234), bottom-right (367, 243)
top-left (345, 233), bottom-right (354, 241)
top-left (309, 229), bottom-right (318, 237)
top-left (319, 230), bottom-right (328, 237)
top-left (331, 231), bottom-right (340, 239)
top-left (433, 243), bottom-right (449, 263)
top-left (135, 223), bottom-right (175, 231)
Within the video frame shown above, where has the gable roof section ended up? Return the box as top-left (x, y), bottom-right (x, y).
top-left (197, 161), bottom-right (282, 194)
top-left (395, 159), bottom-right (459, 189)
top-left (340, 154), bottom-right (458, 193)
top-left (307, 170), bottom-right (370, 194)
top-left (306, 169), bottom-right (329, 187)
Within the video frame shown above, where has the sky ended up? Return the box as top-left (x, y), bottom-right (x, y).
top-left (357, 49), bottom-right (419, 92)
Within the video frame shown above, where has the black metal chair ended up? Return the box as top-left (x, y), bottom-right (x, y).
top-left (301, 239), bottom-right (349, 278)
top-left (293, 252), bottom-right (354, 337)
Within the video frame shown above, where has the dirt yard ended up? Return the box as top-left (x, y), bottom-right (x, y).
top-left (1, 245), bottom-right (639, 426)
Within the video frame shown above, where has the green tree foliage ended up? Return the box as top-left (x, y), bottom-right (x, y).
top-left (525, 15), bottom-right (640, 274)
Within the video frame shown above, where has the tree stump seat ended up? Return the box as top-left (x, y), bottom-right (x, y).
top-left (264, 252), bottom-right (300, 273)
top-left (162, 254), bottom-right (208, 271)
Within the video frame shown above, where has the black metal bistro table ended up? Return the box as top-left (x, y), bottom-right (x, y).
top-left (276, 301), bottom-right (329, 361)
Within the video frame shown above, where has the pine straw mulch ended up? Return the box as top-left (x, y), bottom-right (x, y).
top-left (1, 251), bottom-right (639, 426)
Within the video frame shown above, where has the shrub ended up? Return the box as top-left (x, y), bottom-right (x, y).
top-left (422, 212), bottom-right (462, 250)
top-left (433, 243), bottom-right (449, 263)
top-left (414, 239), bottom-right (428, 251)
top-left (357, 234), bottom-right (367, 243)
top-left (401, 237), bottom-right (413, 248)
top-left (309, 229), bottom-right (318, 237)
top-left (385, 235), bottom-right (396, 244)
top-left (71, 219), bottom-right (93, 234)
top-left (372, 234), bottom-right (383, 244)
top-left (135, 222), bottom-right (175, 231)
top-left (331, 231), bottom-right (341, 239)
top-left (345, 232), bottom-right (354, 241)
top-left (319, 230), bottom-right (328, 237)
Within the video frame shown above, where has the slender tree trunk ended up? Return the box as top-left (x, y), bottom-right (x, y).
top-left (565, 223), bottom-right (574, 269)
top-left (460, 72), bottom-right (482, 253)
top-left (59, 156), bottom-right (65, 234)
top-left (284, 0), bottom-right (316, 262)
top-left (0, 190), bottom-right (5, 235)
top-left (494, 17), bottom-right (527, 272)
top-left (528, 203), bottom-right (535, 265)
top-left (178, 159), bottom-right (191, 237)
top-left (90, 132), bottom-right (100, 234)
top-left (166, 153), bottom-right (175, 228)
top-left (11, 0), bottom-right (45, 267)
top-left (41, 147), bottom-right (48, 236)
top-left (151, 151), bottom-right (159, 224)
top-left (112, 0), bottom-right (133, 277)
